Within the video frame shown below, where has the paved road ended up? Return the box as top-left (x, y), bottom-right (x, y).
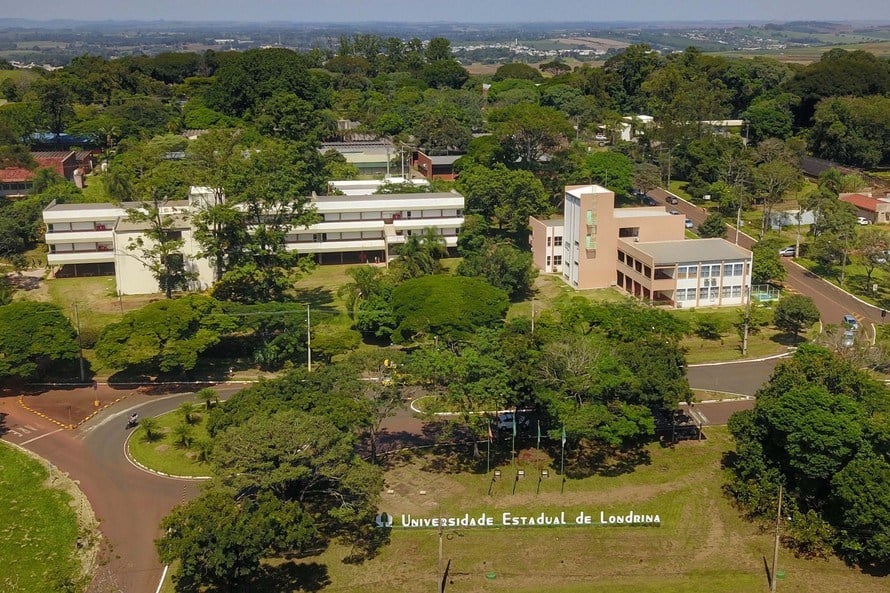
top-left (687, 356), bottom-right (782, 397)
top-left (1, 386), bottom-right (244, 593)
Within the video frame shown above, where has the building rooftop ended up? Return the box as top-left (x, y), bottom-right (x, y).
top-left (566, 184), bottom-right (610, 198)
top-left (116, 213), bottom-right (191, 232)
top-left (840, 193), bottom-right (880, 212)
top-left (628, 238), bottom-right (752, 265)
top-left (613, 208), bottom-right (673, 218)
top-left (427, 155), bottom-right (463, 166)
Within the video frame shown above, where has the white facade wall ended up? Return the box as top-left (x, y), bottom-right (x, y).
top-left (674, 260), bottom-right (752, 308)
top-left (562, 193), bottom-right (580, 287)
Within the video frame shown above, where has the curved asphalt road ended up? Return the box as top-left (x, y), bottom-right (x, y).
top-left (1, 386), bottom-right (244, 593)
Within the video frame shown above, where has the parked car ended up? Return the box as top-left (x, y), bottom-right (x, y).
top-left (843, 314), bottom-right (860, 331)
top-left (684, 218), bottom-right (694, 229)
top-left (842, 330), bottom-right (856, 348)
top-left (669, 209), bottom-right (680, 216)
top-left (666, 196), bottom-right (679, 205)
top-left (857, 216), bottom-right (872, 225)
top-left (778, 246), bottom-right (796, 257)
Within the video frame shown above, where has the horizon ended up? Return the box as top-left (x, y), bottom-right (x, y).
top-left (1, 0), bottom-right (888, 25)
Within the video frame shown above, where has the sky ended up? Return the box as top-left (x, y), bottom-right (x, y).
top-left (2, 0), bottom-right (888, 23)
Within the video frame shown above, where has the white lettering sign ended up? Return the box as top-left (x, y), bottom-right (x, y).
top-left (375, 510), bottom-right (661, 528)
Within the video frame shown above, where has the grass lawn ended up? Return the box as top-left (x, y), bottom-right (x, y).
top-left (251, 426), bottom-right (884, 593)
top-left (0, 443), bottom-right (85, 592)
top-left (128, 404), bottom-right (213, 478)
top-left (80, 173), bottom-right (111, 203)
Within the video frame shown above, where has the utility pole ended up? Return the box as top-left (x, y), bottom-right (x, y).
top-left (770, 485), bottom-right (784, 593)
top-left (742, 284), bottom-right (752, 356)
top-left (73, 303), bottom-right (85, 382)
top-left (531, 297), bottom-right (535, 334)
top-left (306, 305), bottom-right (312, 372)
top-left (437, 521), bottom-right (443, 593)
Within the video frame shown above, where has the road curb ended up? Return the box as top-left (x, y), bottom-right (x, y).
top-left (688, 350), bottom-right (794, 367)
top-left (788, 259), bottom-right (884, 315)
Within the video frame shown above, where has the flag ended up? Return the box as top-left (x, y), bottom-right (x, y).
top-left (488, 422), bottom-right (493, 442)
top-left (512, 415), bottom-right (517, 438)
top-left (561, 425), bottom-right (567, 447)
top-left (536, 420), bottom-right (541, 449)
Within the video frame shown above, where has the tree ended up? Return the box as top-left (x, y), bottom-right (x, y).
top-left (632, 163), bottom-right (662, 195)
top-left (425, 37), bottom-right (452, 62)
top-left (493, 63), bottom-right (544, 82)
top-left (0, 302), bottom-right (79, 381)
top-left (855, 225), bottom-right (890, 286)
top-left (34, 77), bottom-right (73, 136)
top-left (390, 275), bottom-right (509, 344)
top-left (751, 239), bottom-right (786, 284)
top-left (139, 416), bottom-right (160, 442)
top-left (421, 60), bottom-right (468, 90)
top-left (455, 164), bottom-right (551, 233)
top-left (457, 241), bottom-right (538, 300)
top-left (179, 402), bottom-right (199, 425)
top-left (774, 294), bottom-right (820, 336)
top-left (391, 230), bottom-right (447, 281)
top-left (698, 211), bottom-right (727, 238)
top-left (95, 295), bottom-right (236, 374)
top-left (831, 455), bottom-right (890, 567)
top-left (487, 104), bottom-right (573, 169)
top-left (157, 489), bottom-right (318, 592)
top-left (809, 95), bottom-right (890, 168)
top-left (754, 144), bottom-right (803, 236)
top-left (197, 387), bottom-right (218, 410)
top-left (572, 150), bottom-right (634, 195)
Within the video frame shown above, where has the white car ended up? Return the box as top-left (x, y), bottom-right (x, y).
top-left (684, 219), bottom-right (694, 229)
top-left (857, 217), bottom-right (871, 225)
top-left (778, 246), bottom-right (796, 257)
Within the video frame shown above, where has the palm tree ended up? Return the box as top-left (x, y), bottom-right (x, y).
top-left (139, 416), bottom-right (160, 443)
top-left (179, 402), bottom-right (198, 425)
top-left (393, 235), bottom-right (433, 280)
top-left (172, 423), bottom-right (194, 449)
top-left (196, 388), bottom-right (218, 410)
top-left (420, 227), bottom-right (448, 263)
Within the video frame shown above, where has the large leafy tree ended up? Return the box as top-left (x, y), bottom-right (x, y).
top-left (95, 295), bottom-right (236, 373)
top-left (809, 95), bottom-right (890, 168)
top-left (389, 275), bottom-right (509, 344)
top-left (0, 302), bottom-right (79, 381)
top-left (727, 345), bottom-right (890, 566)
top-left (455, 164), bottom-right (551, 233)
top-left (457, 240), bottom-right (537, 300)
top-left (774, 295), bottom-right (820, 337)
top-left (487, 104), bottom-right (573, 169)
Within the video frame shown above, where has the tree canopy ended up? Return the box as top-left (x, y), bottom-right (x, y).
top-left (0, 302), bottom-right (79, 381)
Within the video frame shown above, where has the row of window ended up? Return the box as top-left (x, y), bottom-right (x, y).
top-left (545, 236), bottom-right (564, 247)
top-left (677, 263), bottom-right (745, 279)
top-left (322, 209), bottom-right (462, 222)
top-left (676, 285), bottom-right (744, 301)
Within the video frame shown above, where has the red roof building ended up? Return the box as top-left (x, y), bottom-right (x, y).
top-left (0, 151), bottom-right (78, 198)
top-left (840, 193), bottom-right (890, 224)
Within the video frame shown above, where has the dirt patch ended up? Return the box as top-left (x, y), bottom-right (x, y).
top-left (13, 384), bottom-right (135, 427)
top-left (555, 37), bottom-right (631, 51)
top-left (154, 444), bottom-right (169, 453)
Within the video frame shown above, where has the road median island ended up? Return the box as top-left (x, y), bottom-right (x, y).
top-left (126, 406), bottom-right (214, 479)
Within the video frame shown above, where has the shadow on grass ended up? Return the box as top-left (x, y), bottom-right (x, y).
top-left (251, 561), bottom-right (331, 592)
top-left (770, 332), bottom-right (808, 346)
top-left (293, 286), bottom-right (337, 313)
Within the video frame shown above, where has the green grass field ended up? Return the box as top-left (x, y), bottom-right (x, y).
top-left (0, 443), bottom-right (85, 592)
top-left (128, 405), bottom-right (213, 477)
top-left (247, 427), bottom-right (885, 593)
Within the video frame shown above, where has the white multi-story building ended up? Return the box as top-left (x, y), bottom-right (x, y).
top-left (42, 187), bottom-right (465, 294)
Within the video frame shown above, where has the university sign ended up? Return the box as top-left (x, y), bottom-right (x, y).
top-left (374, 510), bottom-right (661, 529)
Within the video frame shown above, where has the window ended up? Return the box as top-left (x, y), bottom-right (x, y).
top-left (709, 287), bottom-right (719, 299)
top-left (546, 256), bottom-right (551, 266)
top-left (547, 236), bottom-right (552, 246)
top-left (732, 286), bottom-right (742, 298)
top-left (553, 255), bottom-right (562, 266)
top-left (553, 236), bottom-right (563, 247)
top-left (734, 263), bottom-right (744, 276)
top-left (618, 251), bottom-right (625, 263)
top-left (722, 286), bottom-right (732, 298)
top-left (678, 265), bottom-right (698, 279)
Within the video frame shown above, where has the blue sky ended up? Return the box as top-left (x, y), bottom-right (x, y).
top-left (3, 0), bottom-right (888, 23)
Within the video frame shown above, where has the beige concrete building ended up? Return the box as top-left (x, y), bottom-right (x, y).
top-left (530, 185), bottom-right (753, 308)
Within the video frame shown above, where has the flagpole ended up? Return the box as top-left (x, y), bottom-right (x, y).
top-left (511, 415), bottom-right (517, 469)
top-left (560, 425), bottom-right (566, 494)
top-left (486, 422), bottom-right (491, 475)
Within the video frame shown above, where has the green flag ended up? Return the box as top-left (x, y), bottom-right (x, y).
top-left (536, 420), bottom-right (541, 449)
top-left (561, 425), bottom-right (566, 447)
